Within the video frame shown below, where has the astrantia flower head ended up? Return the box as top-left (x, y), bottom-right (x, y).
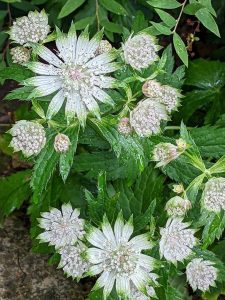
top-left (152, 142), bottom-right (179, 167)
top-left (130, 284), bottom-right (156, 300)
top-left (37, 203), bottom-right (85, 249)
top-left (117, 117), bottom-right (132, 136)
top-left (159, 218), bottom-right (197, 263)
top-left (10, 10), bottom-right (50, 45)
top-left (186, 258), bottom-right (217, 292)
top-left (24, 25), bottom-right (119, 125)
top-left (9, 120), bottom-right (46, 157)
top-left (202, 177), bottom-right (225, 212)
top-left (97, 40), bottom-right (112, 54)
top-left (165, 196), bottom-right (192, 218)
top-left (123, 33), bottom-right (160, 70)
top-left (10, 46), bottom-right (30, 64)
top-left (86, 214), bottom-right (157, 299)
top-left (54, 133), bottom-right (71, 153)
top-left (58, 242), bottom-right (89, 280)
top-left (142, 79), bottom-right (182, 113)
top-left (130, 99), bottom-right (168, 137)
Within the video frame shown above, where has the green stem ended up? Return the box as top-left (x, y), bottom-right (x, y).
top-left (165, 126), bottom-right (193, 130)
top-left (172, 0), bottom-right (187, 33)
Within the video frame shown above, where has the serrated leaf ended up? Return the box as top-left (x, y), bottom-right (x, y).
top-left (196, 8), bottom-right (220, 37)
top-left (147, 0), bottom-right (181, 9)
top-left (4, 86), bottom-right (33, 101)
top-left (173, 32), bottom-right (188, 66)
top-left (99, 0), bottom-right (127, 15)
top-left (0, 64), bottom-right (33, 82)
top-left (155, 9), bottom-right (176, 27)
top-left (59, 124), bottom-right (80, 182)
top-left (151, 21), bottom-right (172, 35)
top-left (58, 0), bottom-right (86, 19)
top-left (0, 170), bottom-right (32, 222)
top-left (30, 133), bottom-right (59, 203)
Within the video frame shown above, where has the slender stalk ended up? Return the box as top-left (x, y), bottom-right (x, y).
top-left (165, 126), bottom-right (194, 131)
top-left (95, 0), bottom-right (100, 31)
top-left (172, 0), bottom-right (187, 33)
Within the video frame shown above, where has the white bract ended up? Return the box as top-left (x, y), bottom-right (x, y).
top-left (202, 177), bottom-right (225, 212)
top-left (37, 203), bottom-right (85, 249)
top-left (24, 25), bottom-right (119, 125)
top-left (142, 80), bottom-right (181, 113)
top-left (54, 133), bottom-right (71, 153)
top-left (130, 99), bottom-right (168, 137)
top-left (86, 214), bottom-right (157, 299)
top-left (10, 46), bottom-right (30, 64)
top-left (123, 33), bottom-right (160, 70)
top-left (9, 120), bottom-right (46, 157)
top-left (159, 218), bottom-right (197, 263)
top-left (186, 258), bottom-right (217, 292)
top-left (10, 10), bottom-right (50, 45)
top-left (165, 196), bottom-right (192, 218)
top-left (152, 142), bottom-right (179, 167)
top-left (58, 242), bottom-right (89, 279)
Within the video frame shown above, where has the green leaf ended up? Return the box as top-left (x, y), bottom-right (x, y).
top-left (58, 0), bottom-right (86, 19)
top-left (4, 86), bottom-right (33, 101)
top-left (155, 9), bottom-right (176, 27)
top-left (0, 0), bottom-right (21, 2)
top-left (100, 20), bottom-right (123, 33)
top-left (147, 0), bottom-right (181, 9)
top-left (184, 3), bottom-right (204, 15)
top-left (85, 172), bottom-right (119, 225)
top-left (30, 133), bottom-right (59, 203)
top-left (151, 21), bottom-right (172, 35)
top-left (0, 65), bottom-right (33, 82)
top-left (131, 11), bottom-right (149, 33)
top-left (74, 16), bottom-right (95, 30)
top-left (99, 0), bottom-right (127, 15)
top-left (196, 8), bottom-right (220, 37)
top-left (59, 124), bottom-right (80, 182)
top-left (0, 170), bottom-right (32, 222)
top-left (173, 32), bottom-right (188, 66)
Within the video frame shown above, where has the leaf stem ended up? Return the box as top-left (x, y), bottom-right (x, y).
top-left (172, 0), bottom-right (187, 33)
top-left (165, 126), bottom-right (193, 130)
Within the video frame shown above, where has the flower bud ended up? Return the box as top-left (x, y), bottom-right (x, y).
top-left (176, 138), bottom-right (187, 151)
top-left (123, 34), bottom-right (160, 70)
top-left (10, 46), bottom-right (30, 64)
top-left (202, 177), bottom-right (225, 212)
top-left (117, 117), bottom-right (132, 136)
top-left (9, 120), bottom-right (46, 157)
top-left (165, 196), bottom-right (191, 217)
top-left (172, 184), bottom-right (184, 194)
top-left (130, 99), bottom-right (168, 137)
top-left (152, 142), bottom-right (179, 167)
top-left (97, 40), bottom-right (112, 54)
top-left (10, 10), bottom-right (50, 45)
top-left (54, 133), bottom-right (70, 153)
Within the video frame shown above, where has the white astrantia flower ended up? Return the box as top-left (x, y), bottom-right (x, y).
top-left (123, 33), bottom-right (160, 70)
top-left (10, 46), bottom-right (30, 64)
top-left (186, 258), bottom-right (217, 292)
top-left (202, 177), bottom-right (225, 212)
top-left (117, 117), bottom-right (133, 136)
top-left (10, 10), bottom-right (50, 45)
top-left (159, 218), bottom-right (197, 263)
top-left (54, 133), bottom-right (71, 153)
top-left (37, 203), bottom-right (85, 249)
top-left (165, 196), bottom-right (192, 218)
top-left (9, 120), bottom-right (46, 157)
top-left (24, 25), bottom-right (120, 125)
top-left (130, 99), bottom-right (168, 137)
top-left (86, 214), bottom-right (157, 300)
top-left (142, 79), bottom-right (182, 113)
top-left (130, 273), bottom-right (158, 299)
top-left (58, 242), bottom-right (89, 280)
top-left (152, 142), bottom-right (179, 168)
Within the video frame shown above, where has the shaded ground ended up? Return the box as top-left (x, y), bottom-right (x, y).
top-left (0, 213), bottom-right (92, 300)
